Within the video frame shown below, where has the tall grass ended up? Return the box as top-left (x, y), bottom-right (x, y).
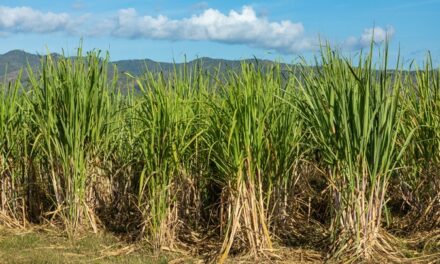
top-left (296, 46), bottom-right (413, 261)
top-left (399, 54), bottom-right (440, 230)
top-left (0, 45), bottom-right (438, 262)
top-left (204, 63), bottom-right (304, 262)
top-left (0, 72), bottom-right (27, 222)
top-left (133, 64), bottom-right (206, 248)
top-left (27, 49), bottom-right (116, 234)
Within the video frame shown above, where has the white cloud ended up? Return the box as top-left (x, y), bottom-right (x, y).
top-left (111, 6), bottom-right (313, 53)
top-left (360, 26), bottom-right (395, 46)
top-left (0, 5), bottom-right (395, 54)
top-left (344, 26), bottom-right (395, 50)
top-left (0, 6), bottom-right (72, 33)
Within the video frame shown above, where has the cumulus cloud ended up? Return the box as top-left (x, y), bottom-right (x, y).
top-left (344, 26), bottom-right (395, 50)
top-left (0, 5), bottom-right (396, 54)
top-left (111, 6), bottom-right (313, 53)
top-left (0, 6), bottom-right (72, 33)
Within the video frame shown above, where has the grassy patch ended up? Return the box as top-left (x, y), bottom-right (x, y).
top-left (0, 226), bottom-right (326, 263)
top-left (0, 227), bottom-right (173, 264)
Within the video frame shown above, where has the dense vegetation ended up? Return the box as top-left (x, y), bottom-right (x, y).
top-left (0, 46), bottom-right (439, 263)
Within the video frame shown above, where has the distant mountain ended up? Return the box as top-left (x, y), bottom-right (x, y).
top-left (0, 50), bottom-right (289, 82)
top-left (0, 50), bottom-right (39, 80)
top-left (111, 56), bottom-right (284, 77)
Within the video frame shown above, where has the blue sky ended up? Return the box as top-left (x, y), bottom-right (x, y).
top-left (0, 0), bottom-right (438, 64)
